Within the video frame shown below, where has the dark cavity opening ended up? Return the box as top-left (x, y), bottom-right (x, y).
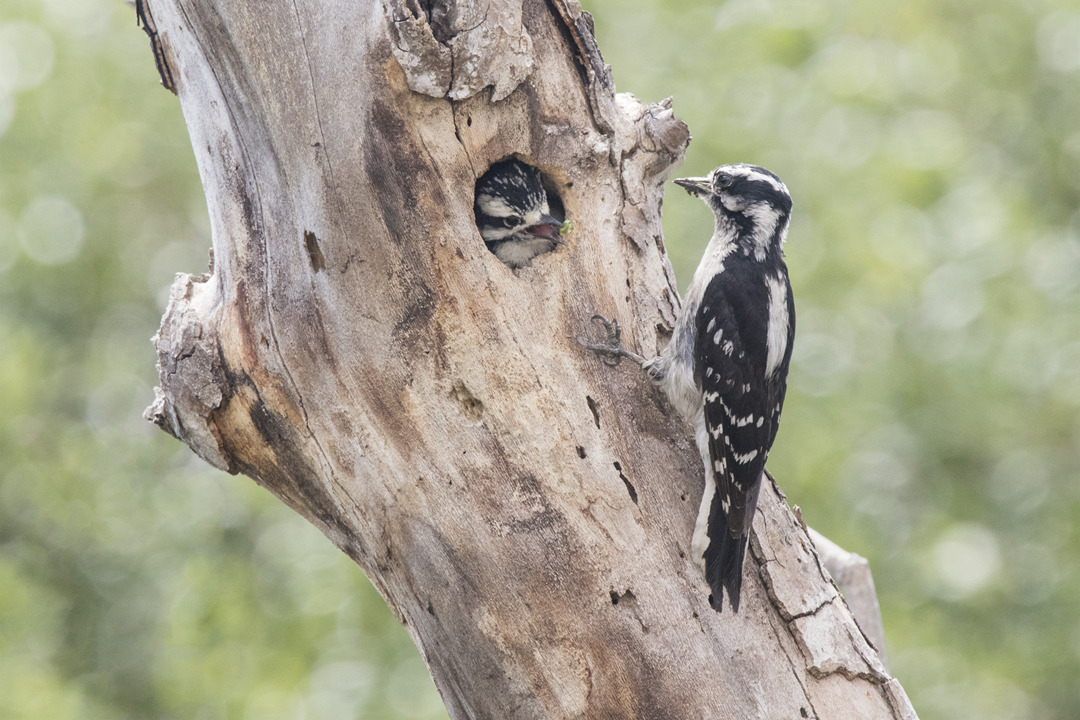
top-left (474, 158), bottom-right (566, 269)
top-left (614, 461), bottom-right (637, 504)
top-left (304, 230), bottom-right (326, 272)
top-left (586, 396), bottom-right (600, 428)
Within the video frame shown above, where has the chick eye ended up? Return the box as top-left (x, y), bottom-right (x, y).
top-left (714, 173), bottom-right (734, 190)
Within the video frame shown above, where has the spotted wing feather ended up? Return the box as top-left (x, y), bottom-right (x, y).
top-left (694, 260), bottom-right (777, 611)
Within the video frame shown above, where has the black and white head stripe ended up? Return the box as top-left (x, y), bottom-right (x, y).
top-left (474, 159), bottom-right (564, 268)
top-left (474, 159), bottom-right (549, 242)
top-left (676, 164), bottom-right (792, 262)
top-left (719, 164), bottom-right (788, 196)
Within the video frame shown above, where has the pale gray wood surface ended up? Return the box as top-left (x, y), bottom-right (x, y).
top-left (142, 0), bottom-right (918, 717)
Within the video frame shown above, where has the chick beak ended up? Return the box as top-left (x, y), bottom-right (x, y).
top-left (674, 176), bottom-right (711, 197)
top-left (526, 214), bottom-right (566, 245)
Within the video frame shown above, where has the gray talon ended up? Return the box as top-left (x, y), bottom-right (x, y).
top-left (578, 314), bottom-right (637, 366)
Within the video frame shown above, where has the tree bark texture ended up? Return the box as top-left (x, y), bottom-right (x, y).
top-left (142, 0), bottom-right (918, 718)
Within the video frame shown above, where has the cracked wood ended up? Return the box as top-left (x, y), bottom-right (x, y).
top-left (140, 0), bottom-right (919, 718)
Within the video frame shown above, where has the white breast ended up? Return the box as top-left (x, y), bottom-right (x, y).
top-left (651, 225), bottom-right (738, 421)
top-left (765, 274), bottom-right (789, 378)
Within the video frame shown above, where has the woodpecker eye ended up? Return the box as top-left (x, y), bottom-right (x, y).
top-left (714, 172), bottom-right (734, 191)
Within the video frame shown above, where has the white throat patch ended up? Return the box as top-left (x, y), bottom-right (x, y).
top-left (745, 203), bottom-right (785, 261)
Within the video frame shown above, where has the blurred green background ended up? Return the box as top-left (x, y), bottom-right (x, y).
top-left (1, 0), bottom-right (1078, 717)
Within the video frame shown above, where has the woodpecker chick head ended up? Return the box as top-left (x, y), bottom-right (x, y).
top-left (675, 164), bottom-right (792, 260)
top-left (475, 159), bottom-right (564, 268)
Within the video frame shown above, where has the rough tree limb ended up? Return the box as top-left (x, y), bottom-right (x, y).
top-left (141, 0), bottom-right (918, 717)
top-left (807, 525), bottom-right (889, 671)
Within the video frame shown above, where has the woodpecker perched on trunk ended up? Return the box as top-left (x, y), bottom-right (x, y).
top-left (474, 159), bottom-right (564, 268)
top-left (580, 163), bottom-right (795, 612)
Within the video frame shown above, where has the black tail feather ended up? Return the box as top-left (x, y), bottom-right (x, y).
top-left (704, 510), bottom-right (748, 612)
top-left (704, 476), bottom-right (763, 612)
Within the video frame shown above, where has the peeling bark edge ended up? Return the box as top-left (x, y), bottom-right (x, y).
top-left (144, 272), bottom-right (231, 471)
top-left (752, 475), bottom-right (902, 691)
top-left (384, 0), bottom-right (535, 101)
top-left (136, 0), bottom-right (177, 94)
top-left (808, 526), bottom-right (889, 671)
top-left (383, 0), bottom-right (615, 116)
top-left (885, 679), bottom-right (921, 720)
top-left (546, 0), bottom-right (617, 135)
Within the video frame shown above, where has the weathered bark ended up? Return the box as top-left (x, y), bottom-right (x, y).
top-left (808, 526), bottom-right (890, 671)
top-left (141, 0), bottom-right (918, 718)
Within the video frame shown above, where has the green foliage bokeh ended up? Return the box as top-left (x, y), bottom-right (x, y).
top-left (1, 0), bottom-right (1079, 717)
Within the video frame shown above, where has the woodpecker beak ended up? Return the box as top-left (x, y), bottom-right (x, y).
top-left (675, 176), bottom-right (711, 197)
top-left (526, 214), bottom-right (566, 245)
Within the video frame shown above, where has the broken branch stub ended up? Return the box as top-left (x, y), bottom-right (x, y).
top-left (142, 0), bottom-right (917, 717)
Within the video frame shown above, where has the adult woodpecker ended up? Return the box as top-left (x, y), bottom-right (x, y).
top-left (580, 163), bottom-right (795, 612)
top-left (474, 159), bottom-right (564, 268)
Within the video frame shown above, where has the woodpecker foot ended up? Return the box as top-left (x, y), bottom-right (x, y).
top-left (577, 315), bottom-right (646, 367)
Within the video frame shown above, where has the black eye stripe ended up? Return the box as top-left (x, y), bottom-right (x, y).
top-left (715, 176), bottom-right (792, 213)
top-left (479, 216), bottom-right (522, 230)
top-left (477, 215), bottom-right (523, 226)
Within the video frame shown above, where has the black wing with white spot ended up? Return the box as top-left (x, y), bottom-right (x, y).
top-left (694, 255), bottom-right (792, 611)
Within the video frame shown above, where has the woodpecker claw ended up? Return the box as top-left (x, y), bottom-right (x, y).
top-left (577, 314), bottom-right (644, 366)
top-left (592, 314), bottom-right (621, 346)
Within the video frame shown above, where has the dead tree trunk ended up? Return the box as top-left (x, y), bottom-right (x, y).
top-left (141, 0), bottom-right (918, 717)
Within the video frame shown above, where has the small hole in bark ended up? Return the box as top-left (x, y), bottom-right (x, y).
top-left (467, 115), bottom-right (472, 126)
top-left (304, 230), bottom-right (326, 272)
top-left (576, 446), bottom-right (586, 459)
top-left (681, 493), bottom-right (687, 501)
top-left (474, 158), bottom-right (566, 269)
top-left (678, 548), bottom-right (685, 558)
top-left (450, 380), bottom-right (483, 421)
top-left (609, 591), bottom-right (619, 605)
top-left (800, 708), bottom-right (809, 718)
top-left (614, 461), bottom-right (637, 504)
top-left (586, 396), bottom-right (600, 428)
top-left (427, 602), bottom-right (435, 616)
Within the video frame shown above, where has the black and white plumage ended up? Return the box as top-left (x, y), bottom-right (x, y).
top-left (580, 164), bottom-right (795, 612)
top-left (474, 159), bottom-right (564, 268)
